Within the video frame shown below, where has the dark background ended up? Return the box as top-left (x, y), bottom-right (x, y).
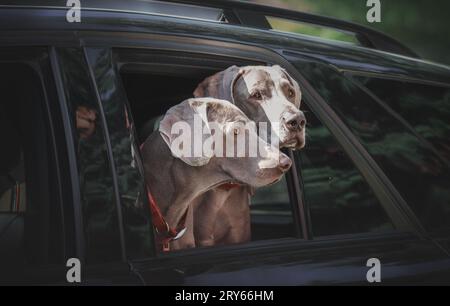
top-left (250, 0), bottom-right (450, 66)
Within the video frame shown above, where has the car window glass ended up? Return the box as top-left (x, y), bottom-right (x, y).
top-left (355, 77), bottom-right (450, 162)
top-left (251, 176), bottom-right (297, 240)
top-left (293, 59), bottom-right (450, 233)
top-left (56, 48), bottom-right (123, 263)
top-left (0, 59), bottom-right (63, 270)
top-left (86, 47), bottom-right (154, 259)
top-left (298, 103), bottom-right (394, 236)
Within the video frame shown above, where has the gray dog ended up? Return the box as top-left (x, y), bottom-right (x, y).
top-left (141, 97), bottom-right (292, 250)
top-left (172, 65), bottom-right (306, 249)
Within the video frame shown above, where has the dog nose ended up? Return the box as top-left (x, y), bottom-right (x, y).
top-left (278, 154), bottom-right (292, 172)
top-left (284, 112), bottom-right (306, 131)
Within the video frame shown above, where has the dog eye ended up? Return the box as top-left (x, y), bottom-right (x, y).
top-left (288, 89), bottom-right (295, 98)
top-left (251, 91), bottom-right (262, 100)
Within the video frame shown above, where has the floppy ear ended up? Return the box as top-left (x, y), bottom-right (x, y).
top-left (159, 99), bottom-right (213, 167)
top-left (274, 65), bottom-right (302, 107)
top-left (193, 65), bottom-right (244, 104)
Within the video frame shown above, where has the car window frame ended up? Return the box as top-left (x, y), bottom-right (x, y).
top-left (110, 47), bottom-right (307, 249)
top-left (284, 51), bottom-right (430, 236)
top-left (0, 46), bottom-right (74, 283)
top-left (76, 32), bottom-right (424, 259)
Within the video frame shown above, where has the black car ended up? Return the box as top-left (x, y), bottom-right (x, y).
top-left (1, 0), bottom-right (450, 286)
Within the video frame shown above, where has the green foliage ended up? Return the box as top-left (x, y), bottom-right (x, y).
top-left (253, 0), bottom-right (450, 65)
top-left (267, 16), bottom-right (359, 44)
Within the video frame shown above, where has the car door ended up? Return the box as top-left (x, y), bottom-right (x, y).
top-left (0, 47), bottom-right (74, 285)
top-left (78, 31), bottom-right (450, 285)
top-left (282, 52), bottom-right (450, 284)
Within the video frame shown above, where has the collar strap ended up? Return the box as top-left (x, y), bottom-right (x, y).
top-left (140, 143), bottom-right (188, 252)
top-left (145, 185), bottom-right (188, 252)
top-left (218, 182), bottom-right (241, 191)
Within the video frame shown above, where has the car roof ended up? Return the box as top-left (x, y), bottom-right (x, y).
top-left (0, 0), bottom-right (449, 86)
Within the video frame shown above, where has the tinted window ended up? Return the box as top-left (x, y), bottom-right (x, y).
top-left (86, 48), bottom-right (154, 259)
top-left (356, 77), bottom-right (450, 161)
top-left (0, 60), bottom-right (63, 270)
top-left (56, 48), bottom-right (123, 263)
top-left (293, 59), bottom-right (450, 233)
top-left (298, 103), bottom-right (394, 236)
top-left (251, 176), bottom-right (297, 240)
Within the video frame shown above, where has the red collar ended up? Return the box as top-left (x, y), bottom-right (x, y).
top-left (145, 185), bottom-right (188, 252)
top-left (145, 182), bottom-right (237, 251)
top-left (218, 182), bottom-right (241, 191)
top-left (140, 142), bottom-right (187, 252)
top-left (145, 183), bottom-right (238, 251)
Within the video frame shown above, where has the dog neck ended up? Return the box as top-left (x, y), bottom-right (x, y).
top-left (141, 132), bottom-right (232, 229)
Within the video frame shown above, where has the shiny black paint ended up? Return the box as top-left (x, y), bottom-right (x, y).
top-left (132, 233), bottom-right (450, 285)
top-left (0, 5), bottom-right (449, 285)
top-left (0, 7), bottom-right (448, 83)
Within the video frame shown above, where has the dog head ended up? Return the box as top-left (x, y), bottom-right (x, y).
top-left (194, 65), bottom-right (306, 150)
top-left (159, 98), bottom-right (291, 188)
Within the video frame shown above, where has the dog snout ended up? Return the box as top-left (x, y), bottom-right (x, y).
top-left (277, 154), bottom-right (292, 173)
top-left (283, 112), bottom-right (306, 132)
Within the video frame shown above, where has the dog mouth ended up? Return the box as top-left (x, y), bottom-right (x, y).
top-left (282, 139), bottom-right (298, 148)
top-left (268, 176), bottom-right (282, 186)
top-left (213, 180), bottom-right (243, 189)
top-left (280, 136), bottom-right (305, 150)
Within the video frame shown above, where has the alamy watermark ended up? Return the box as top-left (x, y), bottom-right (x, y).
top-left (67, 1), bottom-right (381, 25)
top-left (66, 0), bottom-right (81, 23)
top-left (66, 258), bottom-right (81, 283)
top-left (163, 115), bottom-right (281, 162)
top-left (366, 258), bottom-right (381, 283)
top-left (366, 0), bottom-right (381, 23)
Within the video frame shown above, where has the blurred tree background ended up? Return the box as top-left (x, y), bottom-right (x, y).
top-left (249, 0), bottom-right (450, 66)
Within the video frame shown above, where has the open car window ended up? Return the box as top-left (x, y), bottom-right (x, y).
top-left (111, 49), bottom-right (303, 253)
top-left (103, 47), bottom-right (401, 257)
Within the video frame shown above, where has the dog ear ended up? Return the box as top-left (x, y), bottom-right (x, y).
top-left (159, 99), bottom-right (213, 167)
top-left (275, 65), bottom-right (302, 107)
top-left (193, 66), bottom-right (244, 104)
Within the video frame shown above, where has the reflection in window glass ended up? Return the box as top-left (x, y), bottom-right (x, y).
top-left (293, 59), bottom-right (450, 233)
top-left (356, 77), bottom-right (450, 161)
top-left (86, 48), bottom-right (154, 259)
top-left (251, 176), bottom-right (296, 240)
top-left (57, 48), bottom-right (122, 263)
top-left (298, 104), bottom-right (394, 236)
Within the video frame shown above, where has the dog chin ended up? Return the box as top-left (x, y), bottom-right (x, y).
top-left (252, 176), bottom-right (282, 188)
top-left (257, 168), bottom-right (286, 186)
top-left (280, 137), bottom-right (305, 150)
top-left (267, 176), bottom-right (282, 186)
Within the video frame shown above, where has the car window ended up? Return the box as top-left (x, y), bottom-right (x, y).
top-left (0, 59), bottom-right (63, 270)
top-left (293, 59), bottom-right (450, 234)
top-left (355, 77), bottom-right (450, 162)
top-left (251, 175), bottom-right (297, 240)
top-left (85, 47), bottom-right (154, 260)
top-left (297, 103), bottom-right (394, 237)
top-left (114, 49), bottom-right (302, 251)
top-left (56, 48), bottom-right (124, 263)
